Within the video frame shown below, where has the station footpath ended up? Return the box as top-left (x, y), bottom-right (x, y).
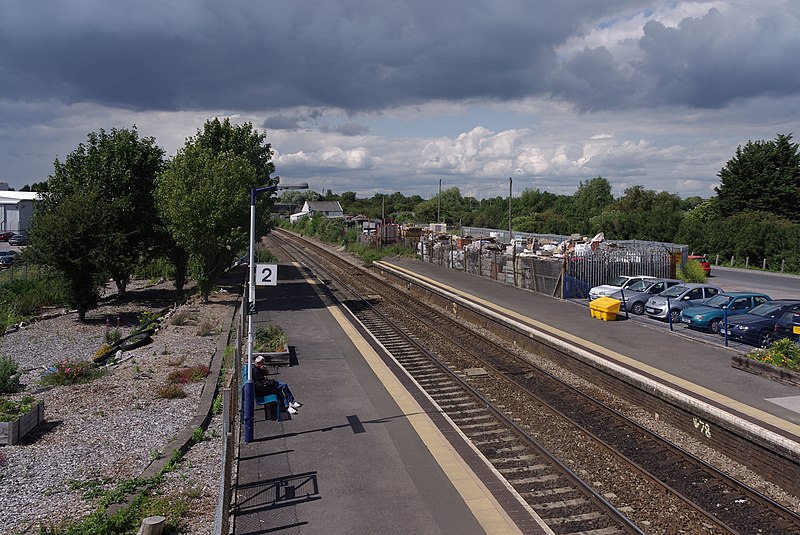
top-left (232, 263), bottom-right (548, 535)
top-left (376, 258), bottom-right (800, 441)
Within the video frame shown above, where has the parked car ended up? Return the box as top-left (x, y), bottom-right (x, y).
top-left (773, 309), bottom-right (800, 343)
top-left (645, 283), bottom-right (723, 323)
top-left (0, 231), bottom-right (14, 241)
top-left (680, 292), bottom-right (772, 333)
top-left (723, 300), bottom-right (800, 347)
top-left (0, 253), bottom-right (15, 269)
top-left (607, 278), bottom-right (682, 315)
top-left (589, 275), bottom-right (658, 301)
top-left (688, 255), bottom-right (712, 276)
top-left (8, 232), bottom-right (29, 246)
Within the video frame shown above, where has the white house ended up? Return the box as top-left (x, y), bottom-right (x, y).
top-left (290, 200), bottom-right (344, 223)
top-left (0, 191), bottom-right (39, 232)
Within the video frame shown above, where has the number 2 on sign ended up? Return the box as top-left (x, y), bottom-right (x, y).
top-left (255, 263), bottom-right (278, 286)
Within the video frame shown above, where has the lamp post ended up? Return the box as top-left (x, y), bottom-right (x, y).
top-left (244, 181), bottom-right (308, 443)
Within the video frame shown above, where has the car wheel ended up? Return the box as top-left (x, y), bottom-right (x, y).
top-left (758, 331), bottom-right (772, 349)
top-left (630, 302), bottom-right (645, 315)
top-left (669, 309), bottom-right (681, 323)
top-left (118, 332), bottom-right (152, 351)
top-left (709, 319), bottom-right (721, 334)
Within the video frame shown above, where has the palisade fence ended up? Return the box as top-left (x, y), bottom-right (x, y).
top-left (419, 227), bottom-right (685, 299)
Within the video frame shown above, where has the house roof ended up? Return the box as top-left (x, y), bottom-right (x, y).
top-left (306, 201), bottom-right (343, 212)
top-left (0, 191), bottom-right (39, 204)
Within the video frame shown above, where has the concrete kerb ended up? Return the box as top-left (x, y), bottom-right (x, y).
top-left (107, 268), bottom-right (244, 515)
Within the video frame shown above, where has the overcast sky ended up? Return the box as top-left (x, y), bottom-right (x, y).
top-left (2, 0), bottom-right (799, 200)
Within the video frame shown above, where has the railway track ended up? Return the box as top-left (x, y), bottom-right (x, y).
top-left (269, 229), bottom-right (800, 534)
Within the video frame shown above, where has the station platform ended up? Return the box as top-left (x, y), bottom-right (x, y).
top-left (232, 263), bottom-right (548, 535)
top-left (376, 258), bottom-right (800, 441)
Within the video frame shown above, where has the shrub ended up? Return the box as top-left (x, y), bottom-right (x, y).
top-left (0, 356), bottom-right (23, 394)
top-left (40, 359), bottom-right (102, 386)
top-left (255, 246), bottom-right (278, 263)
top-left (169, 309), bottom-right (194, 326)
top-left (677, 259), bottom-right (708, 283)
top-left (253, 324), bottom-right (287, 352)
top-left (746, 338), bottom-right (800, 370)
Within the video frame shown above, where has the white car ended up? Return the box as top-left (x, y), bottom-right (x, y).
top-left (589, 275), bottom-right (658, 301)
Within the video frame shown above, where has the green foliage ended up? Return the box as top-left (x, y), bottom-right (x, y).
top-left (156, 118), bottom-right (275, 302)
top-left (133, 256), bottom-right (175, 282)
top-left (716, 134), bottom-right (800, 223)
top-left (746, 338), bottom-right (800, 370)
top-left (676, 259), bottom-right (708, 283)
top-left (40, 360), bottom-right (102, 386)
top-left (0, 356), bottom-right (23, 394)
top-left (254, 324), bottom-right (288, 352)
top-left (0, 395), bottom-right (36, 422)
top-left (255, 245), bottom-right (278, 262)
top-left (191, 426), bottom-right (206, 444)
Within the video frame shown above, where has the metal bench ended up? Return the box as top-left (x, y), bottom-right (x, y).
top-left (241, 364), bottom-right (280, 421)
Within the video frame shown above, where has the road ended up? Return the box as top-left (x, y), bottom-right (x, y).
top-left (710, 265), bottom-right (800, 299)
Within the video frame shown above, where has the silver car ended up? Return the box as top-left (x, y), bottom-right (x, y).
top-left (608, 278), bottom-right (682, 315)
top-left (589, 275), bottom-right (658, 301)
top-left (645, 282), bottom-right (723, 323)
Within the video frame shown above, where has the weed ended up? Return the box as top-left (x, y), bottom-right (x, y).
top-left (169, 308), bottom-right (194, 326)
top-left (167, 354), bottom-right (186, 367)
top-left (191, 427), bottom-right (205, 444)
top-left (137, 310), bottom-right (160, 330)
top-left (211, 392), bottom-right (223, 416)
top-left (150, 449), bottom-right (162, 461)
top-left (156, 383), bottom-right (187, 399)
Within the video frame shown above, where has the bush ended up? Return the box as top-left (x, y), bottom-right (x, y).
top-left (253, 324), bottom-right (287, 352)
top-left (167, 364), bottom-right (210, 384)
top-left (677, 259), bottom-right (707, 283)
top-left (0, 356), bottom-right (23, 394)
top-left (746, 338), bottom-right (800, 370)
top-left (40, 359), bottom-right (102, 386)
top-left (156, 383), bottom-right (187, 399)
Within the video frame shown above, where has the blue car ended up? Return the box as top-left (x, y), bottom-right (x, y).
top-left (681, 292), bottom-right (772, 334)
top-left (722, 300), bottom-right (800, 347)
top-left (773, 308), bottom-right (800, 343)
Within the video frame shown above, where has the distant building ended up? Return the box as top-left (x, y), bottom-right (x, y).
top-left (290, 200), bottom-right (344, 223)
top-left (0, 191), bottom-right (38, 232)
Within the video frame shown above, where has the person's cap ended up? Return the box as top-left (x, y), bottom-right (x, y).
top-left (254, 356), bottom-right (265, 364)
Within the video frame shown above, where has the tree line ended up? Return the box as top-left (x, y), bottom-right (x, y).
top-left (19, 127), bottom-right (800, 320)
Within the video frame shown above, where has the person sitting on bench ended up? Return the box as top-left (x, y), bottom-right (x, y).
top-left (253, 355), bottom-right (302, 415)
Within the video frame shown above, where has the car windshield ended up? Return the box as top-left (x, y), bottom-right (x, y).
top-left (749, 303), bottom-right (788, 318)
top-left (608, 276), bottom-right (628, 287)
top-left (661, 285), bottom-right (687, 298)
top-left (627, 280), bottom-right (650, 292)
top-left (704, 294), bottom-right (731, 308)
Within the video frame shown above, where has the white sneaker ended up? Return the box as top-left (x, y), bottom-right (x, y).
top-left (288, 406), bottom-right (298, 415)
top-left (290, 402), bottom-right (302, 408)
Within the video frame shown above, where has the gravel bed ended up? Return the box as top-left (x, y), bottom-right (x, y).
top-left (0, 280), bottom-right (233, 534)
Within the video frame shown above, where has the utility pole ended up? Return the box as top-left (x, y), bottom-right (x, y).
top-left (438, 178), bottom-right (442, 224)
top-left (508, 177), bottom-right (512, 242)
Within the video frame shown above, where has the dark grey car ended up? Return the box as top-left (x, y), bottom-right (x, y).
top-left (608, 278), bottom-right (682, 315)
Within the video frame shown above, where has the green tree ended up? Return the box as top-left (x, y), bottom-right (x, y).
top-left (716, 133), bottom-right (800, 223)
top-left (45, 126), bottom-right (165, 295)
top-left (27, 190), bottom-right (117, 321)
top-left (156, 119), bottom-right (275, 302)
top-left (568, 177), bottom-right (614, 234)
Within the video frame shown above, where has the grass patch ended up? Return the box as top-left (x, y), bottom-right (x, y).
top-left (253, 324), bottom-right (287, 352)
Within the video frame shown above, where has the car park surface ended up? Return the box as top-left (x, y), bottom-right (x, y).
top-left (680, 292), bottom-right (772, 333)
top-left (645, 282), bottom-right (723, 323)
top-left (589, 275), bottom-right (658, 301)
top-left (722, 299), bottom-right (800, 347)
top-left (608, 278), bottom-right (682, 315)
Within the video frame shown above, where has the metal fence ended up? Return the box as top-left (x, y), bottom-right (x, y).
top-left (418, 232), bottom-right (683, 299)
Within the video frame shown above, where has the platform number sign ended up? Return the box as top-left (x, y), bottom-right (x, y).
top-left (255, 263), bottom-right (278, 286)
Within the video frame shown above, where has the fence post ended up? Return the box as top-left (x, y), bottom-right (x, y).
top-left (730, 255), bottom-right (735, 267)
top-left (745, 257), bottom-right (749, 269)
top-left (763, 258), bottom-right (767, 270)
top-left (782, 259), bottom-right (785, 273)
top-left (715, 254), bottom-right (719, 266)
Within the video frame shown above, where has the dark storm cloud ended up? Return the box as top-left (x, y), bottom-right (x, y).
top-left (2, 2), bottom-right (799, 114)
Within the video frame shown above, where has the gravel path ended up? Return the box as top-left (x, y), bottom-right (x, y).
top-left (0, 280), bottom-right (235, 534)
